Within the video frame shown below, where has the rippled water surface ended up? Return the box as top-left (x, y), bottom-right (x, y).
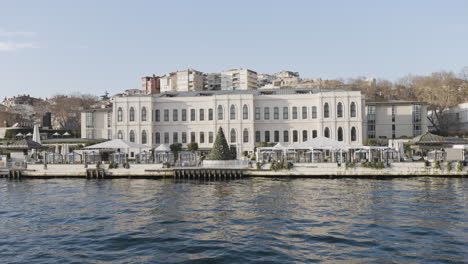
top-left (0, 178), bottom-right (467, 263)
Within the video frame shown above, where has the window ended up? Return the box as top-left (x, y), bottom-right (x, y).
top-left (243, 105), bottom-right (249, 120)
top-left (264, 107), bottom-right (270, 120)
top-left (350, 102), bottom-right (357, 118)
top-left (191, 109), bottom-right (196, 121)
top-left (130, 130), bottom-right (135, 142)
top-left (392, 124), bottom-right (396, 139)
top-left (86, 112), bottom-right (93, 128)
top-left (293, 130), bottom-right (298, 142)
top-left (141, 107), bottom-right (147, 121)
top-left (107, 112), bottom-right (112, 127)
top-left (292, 107), bottom-right (298, 119)
top-left (190, 132), bottom-right (196, 143)
top-left (312, 130), bottom-right (317, 138)
top-left (200, 109), bottom-right (205, 121)
top-left (173, 132), bottom-right (178, 143)
top-left (155, 132), bottom-right (160, 144)
top-left (265, 131), bottom-right (270, 142)
top-left (218, 105), bottom-right (223, 120)
top-left (337, 127), bottom-right (343, 141)
top-left (302, 130), bottom-right (308, 141)
top-left (87, 130), bottom-right (94, 139)
top-left (155, 109), bottom-right (160, 122)
top-left (130, 107), bottom-right (135, 122)
top-left (209, 108), bottom-right (214, 120)
top-left (230, 105), bottom-right (236, 120)
top-left (170, 109), bottom-right (177, 121)
top-left (117, 108), bottom-right (123, 122)
top-left (182, 109), bottom-right (187, 121)
top-left (230, 129), bottom-right (236, 143)
top-left (255, 107), bottom-right (260, 120)
top-left (209, 132), bottom-right (214, 143)
top-left (283, 130), bottom-right (289, 142)
top-left (274, 107), bottom-right (279, 120)
top-left (324, 103), bottom-right (329, 118)
top-left (302, 106), bottom-right (307, 119)
top-left (164, 132), bottom-right (169, 144)
top-left (255, 131), bottom-right (261, 143)
top-left (324, 127), bottom-right (330, 138)
top-left (200, 132), bottom-right (205, 143)
top-left (337, 103), bottom-right (343, 118)
top-left (164, 109), bottom-right (169, 121)
top-left (274, 130), bottom-right (279, 142)
top-left (243, 129), bottom-right (249, 143)
top-left (312, 106), bottom-right (317, 119)
top-left (351, 127), bottom-right (357, 141)
top-left (118, 130), bottom-right (124, 140)
top-left (392, 105), bottom-right (396, 122)
top-left (107, 129), bottom-right (112, 139)
top-left (182, 132), bottom-right (187, 143)
top-left (141, 130), bottom-right (147, 144)
top-left (283, 107), bottom-right (289, 120)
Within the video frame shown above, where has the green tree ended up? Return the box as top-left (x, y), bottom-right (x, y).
top-left (207, 127), bottom-right (233, 160)
top-left (170, 142), bottom-right (182, 152)
top-left (187, 142), bottom-right (199, 151)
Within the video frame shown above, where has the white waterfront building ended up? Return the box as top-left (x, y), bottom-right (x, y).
top-left (110, 88), bottom-right (365, 158)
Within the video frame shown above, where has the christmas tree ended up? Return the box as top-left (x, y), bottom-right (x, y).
top-left (207, 127), bottom-right (234, 160)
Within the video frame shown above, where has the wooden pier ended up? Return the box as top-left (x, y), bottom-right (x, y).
top-left (86, 169), bottom-right (106, 179)
top-left (174, 168), bottom-right (245, 180)
top-left (0, 169), bottom-right (24, 179)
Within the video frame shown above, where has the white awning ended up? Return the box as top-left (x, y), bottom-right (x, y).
top-left (84, 139), bottom-right (150, 150)
top-left (289, 136), bottom-right (355, 149)
top-left (155, 144), bottom-right (171, 152)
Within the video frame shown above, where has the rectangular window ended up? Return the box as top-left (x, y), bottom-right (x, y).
top-left (200, 132), bottom-right (205, 143)
top-left (312, 106), bottom-right (317, 119)
top-left (107, 112), bottom-right (112, 128)
top-left (182, 132), bottom-right (187, 143)
top-left (264, 107), bottom-right (270, 120)
top-left (182, 109), bottom-right (187, 121)
top-left (164, 109), bottom-right (169, 122)
top-left (391, 105), bottom-right (396, 122)
top-left (255, 131), bottom-right (261, 143)
top-left (156, 109), bottom-right (160, 122)
top-left (209, 132), bottom-right (214, 143)
top-left (173, 132), bottom-right (178, 143)
top-left (86, 112), bottom-right (93, 128)
top-left (191, 109), bottom-right (196, 121)
top-left (173, 109), bottom-right (178, 121)
top-left (274, 130), bottom-right (279, 142)
top-left (293, 130), bottom-right (298, 142)
top-left (209, 108), bottom-right (213, 120)
top-left (283, 130), bottom-right (289, 142)
top-left (107, 129), bottom-right (112, 139)
top-left (265, 131), bottom-right (270, 142)
top-left (302, 130), bottom-right (308, 141)
top-left (283, 107), bottom-right (289, 120)
top-left (164, 132), bottom-right (169, 144)
top-left (200, 109), bottom-right (205, 121)
top-left (302, 106), bottom-right (307, 119)
top-left (155, 132), bottom-right (160, 144)
top-left (190, 132), bottom-right (196, 142)
top-left (312, 130), bottom-right (317, 138)
top-left (274, 107), bottom-right (279, 120)
top-left (292, 107), bottom-right (298, 120)
top-left (255, 107), bottom-right (260, 120)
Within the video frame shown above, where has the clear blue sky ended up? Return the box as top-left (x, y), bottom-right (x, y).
top-left (0, 0), bottom-right (467, 98)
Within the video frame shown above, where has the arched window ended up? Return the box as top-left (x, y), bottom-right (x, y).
top-left (351, 127), bottom-right (357, 141)
top-left (117, 108), bottom-right (123, 122)
top-left (129, 130), bottom-right (135, 142)
top-left (230, 128), bottom-right (236, 143)
top-left (324, 103), bottom-right (330, 118)
top-left (141, 107), bottom-right (147, 121)
top-left (324, 127), bottom-right (330, 138)
top-left (243, 104), bottom-right (249, 120)
top-left (350, 102), bottom-right (357, 117)
top-left (117, 130), bottom-right (123, 139)
top-left (141, 130), bottom-right (147, 144)
top-left (337, 127), bottom-right (343, 141)
top-left (230, 104), bottom-right (236, 120)
top-left (337, 102), bottom-right (343, 118)
top-left (217, 105), bottom-right (223, 120)
top-left (243, 128), bottom-right (249, 143)
top-left (129, 107), bottom-right (135, 122)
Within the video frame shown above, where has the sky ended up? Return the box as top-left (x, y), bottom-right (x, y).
top-left (0, 0), bottom-right (467, 98)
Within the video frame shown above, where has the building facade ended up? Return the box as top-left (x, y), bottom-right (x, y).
top-left (141, 75), bottom-right (161, 95)
top-left (81, 107), bottom-right (113, 140)
top-left (207, 69), bottom-right (258, 91)
top-left (365, 100), bottom-right (428, 139)
top-left (160, 69), bottom-right (205, 93)
top-left (111, 88), bottom-right (365, 157)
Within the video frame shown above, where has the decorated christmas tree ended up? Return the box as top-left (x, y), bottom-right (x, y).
top-left (207, 127), bottom-right (234, 160)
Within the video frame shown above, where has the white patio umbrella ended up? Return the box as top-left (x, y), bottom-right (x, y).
top-left (63, 132), bottom-right (71, 137)
top-left (16, 132), bottom-right (24, 137)
top-left (32, 124), bottom-right (41, 144)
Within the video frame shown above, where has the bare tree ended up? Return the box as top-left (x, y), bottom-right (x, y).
top-left (49, 93), bottom-right (98, 129)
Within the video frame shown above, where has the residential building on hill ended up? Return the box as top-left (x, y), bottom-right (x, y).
top-left (160, 69), bottom-right (205, 93)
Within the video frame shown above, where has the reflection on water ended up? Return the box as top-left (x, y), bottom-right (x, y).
top-left (0, 178), bottom-right (467, 263)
